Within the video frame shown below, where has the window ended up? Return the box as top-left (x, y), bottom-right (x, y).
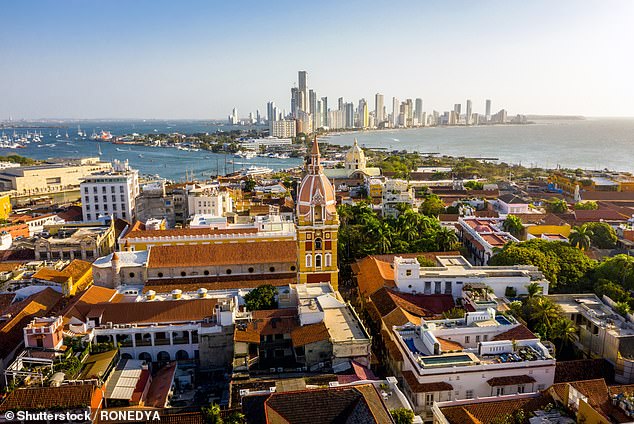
top-left (315, 254), bottom-right (322, 268)
top-left (180, 271), bottom-right (186, 277)
top-left (305, 254), bottom-right (312, 267)
top-left (290, 265), bottom-right (296, 271)
top-left (158, 272), bottom-right (164, 278)
top-left (269, 266), bottom-right (275, 272)
top-left (112, 195), bottom-right (116, 202)
top-left (102, 187), bottom-right (106, 193)
top-left (122, 212), bottom-right (126, 218)
top-left (537, 384), bottom-right (545, 391)
top-left (496, 387), bottom-right (504, 396)
top-left (434, 281), bottom-right (441, 294)
top-left (84, 187), bottom-right (88, 194)
top-left (120, 195), bottom-right (125, 201)
top-left (120, 186), bottom-right (124, 193)
top-left (226, 269), bottom-right (232, 274)
top-left (465, 336), bottom-right (470, 343)
top-left (113, 203), bottom-right (117, 211)
top-left (406, 270), bottom-right (412, 276)
top-left (483, 335), bottom-right (488, 341)
top-left (102, 195), bottom-right (107, 202)
top-left (248, 267), bottom-right (254, 273)
top-left (204, 270), bottom-right (209, 276)
top-left (94, 196), bottom-right (98, 202)
top-left (86, 213), bottom-right (91, 221)
top-left (518, 385), bottom-right (525, 393)
top-left (444, 281), bottom-right (452, 294)
top-left (465, 390), bottom-right (474, 399)
top-left (86, 205), bottom-right (90, 211)
top-left (425, 393), bottom-right (434, 406)
top-left (476, 335), bottom-right (481, 343)
top-left (325, 253), bottom-right (331, 267)
top-left (129, 272), bottom-right (135, 278)
top-left (314, 238), bottom-right (322, 250)
top-left (93, 187), bottom-right (97, 193)
top-left (111, 186), bottom-right (115, 193)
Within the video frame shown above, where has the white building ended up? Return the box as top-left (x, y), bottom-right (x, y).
top-left (392, 255), bottom-right (549, 298)
top-left (80, 160), bottom-right (139, 222)
top-left (549, 293), bottom-right (634, 384)
top-left (382, 179), bottom-right (415, 218)
top-left (270, 120), bottom-right (296, 138)
top-left (392, 310), bottom-right (555, 419)
top-left (186, 186), bottom-right (233, 217)
top-left (495, 194), bottom-right (531, 215)
top-left (457, 217), bottom-right (520, 266)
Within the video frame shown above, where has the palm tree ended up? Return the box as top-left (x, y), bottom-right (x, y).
top-left (551, 318), bottom-right (577, 356)
top-left (436, 227), bottom-right (458, 251)
top-left (526, 282), bottom-right (543, 299)
top-left (529, 297), bottom-right (561, 334)
top-left (569, 225), bottom-right (593, 250)
top-left (371, 221), bottom-right (393, 254)
top-left (502, 214), bottom-right (524, 238)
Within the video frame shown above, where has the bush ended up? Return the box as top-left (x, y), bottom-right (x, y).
top-left (244, 284), bottom-right (278, 311)
top-left (390, 408), bottom-right (414, 424)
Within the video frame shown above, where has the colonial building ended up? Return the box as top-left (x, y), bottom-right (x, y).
top-left (296, 138), bottom-right (339, 289)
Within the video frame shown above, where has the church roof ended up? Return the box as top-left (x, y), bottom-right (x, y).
top-left (297, 137), bottom-right (337, 219)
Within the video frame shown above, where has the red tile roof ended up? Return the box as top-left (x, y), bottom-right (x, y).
top-left (487, 375), bottom-right (535, 386)
top-left (147, 240), bottom-right (297, 268)
top-left (439, 393), bottom-right (555, 424)
top-left (290, 322), bottom-right (330, 347)
top-left (0, 384), bottom-right (99, 411)
top-left (402, 370), bottom-right (453, 392)
top-left (491, 324), bottom-right (537, 341)
top-left (90, 298), bottom-right (218, 325)
top-left (234, 309), bottom-right (299, 344)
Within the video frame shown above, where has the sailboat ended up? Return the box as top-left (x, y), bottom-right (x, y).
top-left (77, 125), bottom-right (85, 137)
top-left (98, 144), bottom-right (103, 156)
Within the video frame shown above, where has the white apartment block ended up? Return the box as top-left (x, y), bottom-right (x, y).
top-left (80, 160), bottom-right (139, 222)
top-left (269, 119), bottom-right (296, 138)
top-left (392, 309), bottom-right (555, 420)
top-left (549, 293), bottom-right (634, 384)
top-left (187, 186), bottom-right (233, 217)
top-left (382, 179), bottom-right (415, 218)
top-left (392, 255), bottom-right (549, 299)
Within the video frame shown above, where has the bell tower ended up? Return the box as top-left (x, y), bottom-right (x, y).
top-left (295, 137), bottom-right (339, 289)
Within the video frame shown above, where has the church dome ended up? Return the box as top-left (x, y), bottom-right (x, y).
top-left (344, 138), bottom-right (366, 170)
top-left (297, 138), bottom-right (337, 221)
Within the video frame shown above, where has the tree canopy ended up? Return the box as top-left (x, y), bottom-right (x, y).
top-left (244, 284), bottom-right (278, 311)
top-left (419, 194), bottom-right (445, 217)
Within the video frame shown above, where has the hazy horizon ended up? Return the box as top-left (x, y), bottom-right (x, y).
top-left (2, 0), bottom-right (633, 120)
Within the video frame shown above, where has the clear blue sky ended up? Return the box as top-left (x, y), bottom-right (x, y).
top-left (1, 0), bottom-right (633, 119)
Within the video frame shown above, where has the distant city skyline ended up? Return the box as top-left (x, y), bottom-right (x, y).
top-left (1, 0), bottom-right (633, 119)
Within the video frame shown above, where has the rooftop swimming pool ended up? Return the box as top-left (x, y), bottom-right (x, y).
top-left (495, 315), bottom-right (513, 325)
top-left (419, 354), bottom-right (475, 367)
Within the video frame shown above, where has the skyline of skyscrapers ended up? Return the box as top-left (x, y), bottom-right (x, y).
top-left (234, 71), bottom-right (516, 132)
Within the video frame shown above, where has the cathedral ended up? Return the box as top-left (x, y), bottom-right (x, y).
top-left (295, 137), bottom-right (340, 290)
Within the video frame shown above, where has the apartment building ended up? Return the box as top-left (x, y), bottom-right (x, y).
top-left (80, 159), bottom-right (139, 221)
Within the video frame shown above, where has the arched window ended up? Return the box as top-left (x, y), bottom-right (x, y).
top-left (325, 253), bottom-right (332, 267)
top-left (305, 254), bottom-right (312, 268)
top-left (315, 254), bottom-right (322, 268)
top-left (314, 205), bottom-right (323, 222)
top-left (314, 238), bottom-right (322, 250)
top-left (158, 272), bottom-right (163, 278)
top-left (180, 271), bottom-right (186, 277)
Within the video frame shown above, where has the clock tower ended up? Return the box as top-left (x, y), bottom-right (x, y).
top-left (296, 137), bottom-right (339, 289)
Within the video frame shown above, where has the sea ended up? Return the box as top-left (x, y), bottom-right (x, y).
top-left (2, 118), bottom-right (634, 180)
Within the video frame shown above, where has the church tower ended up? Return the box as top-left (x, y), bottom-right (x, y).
top-left (296, 137), bottom-right (339, 289)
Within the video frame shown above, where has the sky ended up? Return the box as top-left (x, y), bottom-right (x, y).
top-left (1, 0), bottom-right (633, 119)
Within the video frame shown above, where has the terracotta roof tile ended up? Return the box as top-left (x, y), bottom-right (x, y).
top-left (486, 375), bottom-right (535, 386)
top-left (90, 298), bottom-right (218, 325)
top-left (491, 324), bottom-right (537, 341)
top-left (439, 393), bottom-right (555, 424)
top-left (437, 337), bottom-right (463, 352)
top-left (124, 224), bottom-right (259, 240)
top-left (291, 322), bottom-right (330, 347)
top-left (555, 359), bottom-right (614, 383)
top-left (263, 384), bottom-right (392, 424)
top-left (0, 383), bottom-right (98, 411)
top-left (234, 309), bottom-right (298, 344)
top-left (402, 370), bottom-right (453, 392)
top-left (147, 240), bottom-right (297, 268)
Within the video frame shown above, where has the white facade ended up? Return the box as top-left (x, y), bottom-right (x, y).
top-left (382, 179), bottom-right (415, 218)
top-left (270, 120), bottom-right (296, 138)
top-left (393, 313), bottom-right (556, 419)
top-left (186, 187), bottom-right (233, 217)
top-left (81, 160), bottom-right (139, 221)
top-left (392, 256), bottom-right (549, 298)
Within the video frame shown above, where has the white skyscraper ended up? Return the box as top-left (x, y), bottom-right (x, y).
top-left (375, 93), bottom-right (384, 126)
top-left (466, 99), bottom-right (472, 125)
top-left (392, 97), bottom-right (399, 127)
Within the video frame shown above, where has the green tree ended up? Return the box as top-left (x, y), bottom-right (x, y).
top-left (442, 307), bottom-right (466, 319)
top-left (244, 285), bottom-right (278, 311)
top-left (545, 198), bottom-right (568, 213)
top-left (526, 282), bottom-right (543, 298)
top-left (595, 255), bottom-right (634, 290)
top-left (464, 180), bottom-right (484, 190)
top-left (201, 403), bottom-right (222, 424)
top-left (584, 222), bottom-right (618, 249)
top-left (569, 225), bottom-right (592, 251)
top-left (594, 279), bottom-right (629, 302)
top-left (551, 318), bottom-right (578, 355)
top-left (435, 227), bottom-right (458, 251)
top-left (243, 179), bottom-right (256, 192)
top-left (419, 194), bottom-right (445, 217)
top-left (390, 408), bottom-right (415, 424)
top-left (489, 244), bottom-right (561, 287)
top-left (528, 296), bottom-right (563, 339)
top-left (615, 301), bottom-right (631, 317)
top-left (502, 214), bottom-right (524, 238)
top-left (224, 412), bottom-right (246, 424)
top-left (574, 201), bottom-right (598, 210)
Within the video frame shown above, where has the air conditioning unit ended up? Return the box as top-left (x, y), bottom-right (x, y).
top-left (107, 322), bottom-right (113, 328)
top-left (239, 389), bottom-right (250, 396)
top-left (277, 367), bottom-right (283, 373)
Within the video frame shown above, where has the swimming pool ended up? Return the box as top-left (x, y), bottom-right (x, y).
top-left (495, 315), bottom-right (513, 325)
top-left (419, 354), bottom-right (474, 367)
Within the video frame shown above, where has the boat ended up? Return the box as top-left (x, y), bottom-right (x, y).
top-left (116, 147), bottom-right (131, 152)
top-left (241, 165), bottom-right (273, 176)
top-left (138, 154), bottom-right (144, 158)
top-left (98, 144), bottom-right (102, 155)
top-left (77, 125), bottom-right (86, 137)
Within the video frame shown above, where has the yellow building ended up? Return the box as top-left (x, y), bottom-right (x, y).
top-left (295, 138), bottom-right (339, 290)
top-left (32, 259), bottom-right (93, 296)
top-left (0, 194), bottom-right (11, 220)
